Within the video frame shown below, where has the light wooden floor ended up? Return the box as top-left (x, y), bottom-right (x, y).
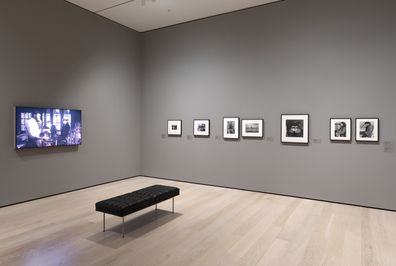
top-left (1, 176), bottom-right (396, 266)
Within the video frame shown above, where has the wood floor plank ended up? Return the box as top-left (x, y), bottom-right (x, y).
top-left (1, 176), bottom-right (396, 266)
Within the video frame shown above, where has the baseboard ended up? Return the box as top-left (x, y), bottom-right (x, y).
top-left (4, 173), bottom-right (395, 213)
top-left (141, 174), bottom-right (396, 213)
top-left (0, 175), bottom-right (140, 209)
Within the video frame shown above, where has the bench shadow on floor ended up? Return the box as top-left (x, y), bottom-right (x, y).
top-left (88, 209), bottom-right (182, 249)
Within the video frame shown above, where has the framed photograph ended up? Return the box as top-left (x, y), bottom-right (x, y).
top-left (330, 118), bottom-right (352, 141)
top-left (223, 117), bottom-right (239, 139)
top-left (167, 120), bottom-right (182, 136)
top-left (193, 119), bottom-right (210, 137)
top-left (281, 114), bottom-right (309, 144)
top-left (356, 118), bottom-right (379, 142)
top-left (241, 119), bottom-right (263, 138)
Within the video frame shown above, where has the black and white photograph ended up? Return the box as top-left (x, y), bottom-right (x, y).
top-left (193, 119), bottom-right (210, 137)
top-left (167, 120), bottom-right (182, 136)
top-left (281, 114), bottom-right (309, 144)
top-left (356, 118), bottom-right (379, 142)
top-left (330, 118), bottom-right (352, 141)
top-left (241, 119), bottom-right (263, 138)
top-left (223, 117), bottom-right (239, 139)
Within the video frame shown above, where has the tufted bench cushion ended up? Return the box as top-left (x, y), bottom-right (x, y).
top-left (96, 185), bottom-right (180, 217)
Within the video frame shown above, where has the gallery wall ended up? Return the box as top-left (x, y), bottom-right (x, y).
top-left (141, 0), bottom-right (396, 210)
top-left (0, 0), bottom-right (141, 207)
top-left (2, 0), bottom-right (396, 211)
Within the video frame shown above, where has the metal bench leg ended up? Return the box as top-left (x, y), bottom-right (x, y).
top-left (122, 217), bottom-right (125, 238)
top-left (172, 197), bottom-right (174, 213)
top-left (103, 213), bottom-right (105, 232)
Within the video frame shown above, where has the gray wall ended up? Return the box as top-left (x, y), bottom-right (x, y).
top-left (141, 0), bottom-right (396, 210)
top-left (2, 0), bottom-right (396, 210)
top-left (0, 0), bottom-right (141, 206)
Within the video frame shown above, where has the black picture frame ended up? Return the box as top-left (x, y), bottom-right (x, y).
top-left (193, 119), bottom-right (210, 137)
top-left (223, 117), bottom-right (240, 140)
top-left (355, 118), bottom-right (379, 142)
top-left (329, 118), bottom-right (352, 142)
top-left (241, 119), bottom-right (264, 138)
top-left (167, 119), bottom-right (182, 136)
top-left (281, 114), bottom-right (309, 144)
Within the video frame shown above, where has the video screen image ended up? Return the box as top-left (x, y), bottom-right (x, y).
top-left (15, 107), bottom-right (82, 150)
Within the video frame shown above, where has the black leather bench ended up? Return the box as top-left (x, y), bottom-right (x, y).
top-left (96, 185), bottom-right (180, 237)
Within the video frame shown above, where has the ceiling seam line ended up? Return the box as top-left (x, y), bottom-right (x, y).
top-left (95, 0), bottom-right (136, 13)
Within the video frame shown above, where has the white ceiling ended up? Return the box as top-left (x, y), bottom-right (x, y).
top-left (66, 0), bottom-right (280, 32)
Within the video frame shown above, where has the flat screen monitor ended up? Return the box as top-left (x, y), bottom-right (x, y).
top-left (15, 106), bottom-right (82, 150)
